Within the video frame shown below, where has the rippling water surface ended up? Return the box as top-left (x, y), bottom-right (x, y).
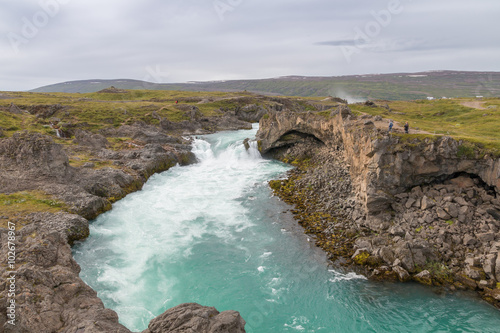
top-left (73, 125), bottom-right (500, 332)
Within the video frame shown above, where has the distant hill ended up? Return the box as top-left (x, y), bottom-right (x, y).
top-left (30, 71), bottom-right (500, 101)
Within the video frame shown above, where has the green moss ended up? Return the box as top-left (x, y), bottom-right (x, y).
top-left (257, 140), bottom-right (263, 152)
top-left (446, 220), bottom-right (454, 225)
top-left (280, 134), bottom-right (298, 141)
top-left (425, 262), bottom-right (453, 283)
top-left (262, 114), bottom-right (270, 120)
top-left (415, 226), bottom-right (423, 233)
top-left (457, 144), bottom-right (476, 159)
top-left (269, 180), bottom-right (282, 191)
top-left (354, 252), bottom-right (370, 265)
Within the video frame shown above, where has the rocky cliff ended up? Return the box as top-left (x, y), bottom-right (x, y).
top-left (258, 108), bottom-right (499, 215)
top-left (257, 107), bottom-right (500, 306)
top-left (0, 123), bottom-right (246, 332)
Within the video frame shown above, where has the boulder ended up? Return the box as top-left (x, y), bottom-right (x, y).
top-left (28, 103), bottom-right (64, 118)
top-left (414, 270), bottom-right (433, 286)
top-left (392, 265), bottom-right (411, 282)
top-left (29, 212), bottom-right (89, 245)
top-left (379, 247), bottom-right (395, 265)
top-left (406, 198), bottom-right (416, 209)
top-left (421, 196), bottom-right (435, 210)
top-left (436, 207), bottom-right (451, 220)
top-left (453, 196), bottom-right (469, 206)
top-left (487, 208), bottom-right (500, 221)
top-left (444, 203), bottom-right (459, 218)
top-left (394, 246), bottom-right (415, 272)
top-left (465, 257), bottom-right (480, 267)
top-left (483, 253), bottom-right (497, 280)
top-left (465, 267), bottom-right (482, 281)
top-left (496, 252), bottom-right (500, 282)
top-left (143, 303), bottom-right (246, 333)
top-left (476, 232), bottom-right (495, 243)
top-left (463, 234), bottom-right (477, 246)
top-left (8, 102), bottom-right (24, 114)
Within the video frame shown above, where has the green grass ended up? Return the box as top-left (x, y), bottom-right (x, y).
top-left (1, 91), bottom-right (499, 154)
top-left (349, 98), bottom-right (500, 154)
top-left (0, 191), bottom-right (68, 227)
top-left (0, 90), bottom-right (262, 137)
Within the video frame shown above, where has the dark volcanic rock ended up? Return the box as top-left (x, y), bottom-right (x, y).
top-left (235, 104), bottom-right (268, 122)
top-left (8, 103), bottom-right (24, 114)
top-left (74, 130), bottom-right (109, 149)
top-left (143, 303), bottom-right (246, 333)
top-left (28, 104), bottom-right (64, 118)
top-left (0, 132), bottom-right (74, 191)
top-left (0, 213), bottom-right (131, 333)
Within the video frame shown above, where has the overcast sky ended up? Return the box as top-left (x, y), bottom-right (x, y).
top-left (1, 0), bottom-right (499, 91)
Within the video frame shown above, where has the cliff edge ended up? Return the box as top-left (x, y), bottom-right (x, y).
top-left (257, 107), bottom-right (500, 306)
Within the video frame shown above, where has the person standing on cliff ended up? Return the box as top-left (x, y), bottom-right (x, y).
top-left (388, 120), bottom-right (393, 133)
top-left (404, 121), bottom-right (409, 134)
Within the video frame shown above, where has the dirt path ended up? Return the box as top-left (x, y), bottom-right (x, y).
top-left (356, 110), bottom-right (433, 135)
top-left (461, 101), bottom-right (486, 110)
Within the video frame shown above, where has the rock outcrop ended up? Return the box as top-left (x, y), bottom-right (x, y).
top-left (258, 107), bottom-right (500, 307)
top-left (8, 103), bottom-right (25, 115)
top-left (0, 212), bottom-right (131, 333)
top-left (0, 132), bottom-right (74, 190)
top-left (257, 110), bottom-right (500, 216)
top-left (143, 303), bottom-right (246, 333)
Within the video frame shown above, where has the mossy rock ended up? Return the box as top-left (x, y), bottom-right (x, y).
top-left (354, 252), bottom-right (370, 265)
top-left (365, 255), bottom-right (384, 268)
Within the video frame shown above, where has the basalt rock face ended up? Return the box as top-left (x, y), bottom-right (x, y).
top-left (257, 110), bottom-right (500, 216)
top-left (257, 108), bottom-right (500, 306)
top-left (0, 132), bottom-right (73, 184)
top-left (235, 104), bottom-right (268, 123)
top-left (159, 113), bottom-right (252, 134)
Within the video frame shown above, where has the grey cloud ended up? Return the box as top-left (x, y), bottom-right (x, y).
top-left (0, 0), bottom-right (499, 91)
top-left (316, 40), bottom-right (368, 46)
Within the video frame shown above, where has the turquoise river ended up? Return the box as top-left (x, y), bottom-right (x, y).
top-left (73, 125), bottom-right (500, 332)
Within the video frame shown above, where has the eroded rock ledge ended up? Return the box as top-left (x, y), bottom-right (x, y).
top-left (257, 107), bottom-right (500, 307)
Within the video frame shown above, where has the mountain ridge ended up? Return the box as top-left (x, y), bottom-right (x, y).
top-left (29, 70), bottom-right (500, 101)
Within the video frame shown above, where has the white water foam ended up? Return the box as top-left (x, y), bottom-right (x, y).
top-left (328, 270), bottom-right (368, 283)
top-left (74, 125), bottom-right (291, 330)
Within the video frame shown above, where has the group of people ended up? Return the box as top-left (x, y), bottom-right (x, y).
top-left (388, 119), bottom-right (409, 134)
